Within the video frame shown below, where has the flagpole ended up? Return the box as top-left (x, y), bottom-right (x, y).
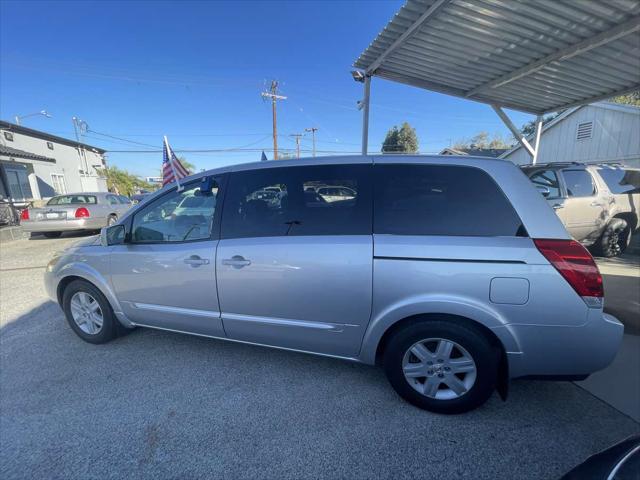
top-left (163, 135), bottom-right (183, 191)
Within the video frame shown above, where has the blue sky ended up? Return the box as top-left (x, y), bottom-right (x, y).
top-left (0, 0), bottom-right (533, 177)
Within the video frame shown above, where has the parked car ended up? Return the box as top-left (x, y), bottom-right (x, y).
top-left (131, 192), bottom-right (152, 204)
top-left (522, 163), bottom-right (640, 257)
top-left (20, 192), bottom-right (132, 238)
top-left (44, 156), bottom-right (623, 413)
top-left (561, 434), bottom-right (640, 480)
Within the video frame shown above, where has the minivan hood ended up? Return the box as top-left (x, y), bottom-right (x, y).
top-left (71, 235), bottom-right (101, 248)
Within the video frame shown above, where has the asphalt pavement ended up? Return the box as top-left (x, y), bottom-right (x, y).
top-left (1, 232), bottom-right (638, 479)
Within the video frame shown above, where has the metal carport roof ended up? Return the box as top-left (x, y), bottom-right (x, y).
top-left (354, 0), bottom-right (640, 115)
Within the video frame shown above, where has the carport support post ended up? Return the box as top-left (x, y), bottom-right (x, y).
top-left (361, 75), bottom-right (371, 155)
top-left (531, 115), bottom-right (543, 165)
top-left (491, 104), bottom-right (536, 160)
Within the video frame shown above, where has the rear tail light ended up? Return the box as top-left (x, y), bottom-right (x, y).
top-left (534, 239), bottom-right (603, 303)
top-left (20, 209), bottom-right (29, 221)
top-left (74, 207), bottom-right (90, 218)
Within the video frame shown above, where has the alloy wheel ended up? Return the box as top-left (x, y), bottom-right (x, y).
top-left (70, 291), bottom-right (104, 335)
top-left (402, 338), bottom-right (477, 400)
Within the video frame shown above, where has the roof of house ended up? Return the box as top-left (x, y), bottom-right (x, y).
top-left (0, 144), bottom-right (56, 163)
top-left (440, 147), bottom-right (509, 158)
top-left (500, 101), bottom-right (640, 158)
top-left (0, 120), bottom-right (106, 153)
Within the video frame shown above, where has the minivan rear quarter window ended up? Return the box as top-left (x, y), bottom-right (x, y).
top-left (374, 164), bottom-right (524, 237)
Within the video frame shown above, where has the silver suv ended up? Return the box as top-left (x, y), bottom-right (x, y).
top-left (44, 156), bottom-right (623, 413)
top-left (523, 163), bottom-right (640, 257)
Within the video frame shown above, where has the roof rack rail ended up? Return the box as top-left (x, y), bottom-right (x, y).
top-left (521, 161), bottom-right (581, 168)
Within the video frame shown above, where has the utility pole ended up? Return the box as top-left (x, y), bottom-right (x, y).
top-left (72, 117), bottom-right (90, 176)
top-left (304, 127), bottom-right (319, 157)
top-left (261, 80), bottom-right (287, 160)
top-left (290, 133), bottom-right (303, 159)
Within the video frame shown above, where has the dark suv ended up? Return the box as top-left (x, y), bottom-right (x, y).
top-left (523, 163), bottom-right (640, 257)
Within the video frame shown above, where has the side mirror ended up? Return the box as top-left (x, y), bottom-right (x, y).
top-left (100, 224), bottom-right (126, 246)
top-left (535, 185), bottom-right (551, 198)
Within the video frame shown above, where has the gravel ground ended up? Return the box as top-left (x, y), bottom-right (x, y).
top-left (1, 232), bottom-right (638, 480)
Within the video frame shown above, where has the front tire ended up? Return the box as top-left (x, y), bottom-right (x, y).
top-left (62, 280), bottom-right (120, 344)
top-left (596, 218), bottom-right (631, 257)
top-left (383, 320), bottom-right (499, 414)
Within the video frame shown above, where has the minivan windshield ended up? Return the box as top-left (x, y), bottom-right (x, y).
top-left (47, 195), bottom-right (97, 205)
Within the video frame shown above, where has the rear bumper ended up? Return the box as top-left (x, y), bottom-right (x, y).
top-left (507, 309), bottom-right (624, 379)
top-left (21, 218), bottom-right (104, 233)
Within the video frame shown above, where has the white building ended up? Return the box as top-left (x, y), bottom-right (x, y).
top-left (0, 121), bottom-right (107, 205)
top-left (501, 102), bottom-right (640, 168)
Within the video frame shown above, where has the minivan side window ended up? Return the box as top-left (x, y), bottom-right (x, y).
top-left (529, 169), bottom-right (562, 198)
top-left (563, 170), bottom-right (596, 197)
top-left (221, 165), bottom-right (371, 239)
top-left (131, 181), bottom-right (218, 243)
top-left (374, 164), bottom-right (524, 237)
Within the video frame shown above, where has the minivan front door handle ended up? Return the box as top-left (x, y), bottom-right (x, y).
top-left (590, 201), bottom-right (604, 207)
top-left (184, 255), bottom-right (210, 267)
top-left (222, 255), bottom-right (251, 268)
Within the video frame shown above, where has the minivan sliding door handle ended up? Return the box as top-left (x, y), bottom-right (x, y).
top-left (222, 255), bottom-right (251, 268)
top-left (184, 255), bottom-right (210, 267)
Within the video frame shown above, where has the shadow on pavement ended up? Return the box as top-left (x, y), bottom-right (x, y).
top-left (2, 301), bottom-right (639, 480)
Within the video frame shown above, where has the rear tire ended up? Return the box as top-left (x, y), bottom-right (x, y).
top-left (383, 320), bottom-right (499, 414)
top-left (107, 215), bottom-right (118, 226)
top-left (43, 232), bottom-right (62, 238)
top-left (596, 218), bottom-right (630, 257)
top-left (62, 279), bottom-right (120, 344)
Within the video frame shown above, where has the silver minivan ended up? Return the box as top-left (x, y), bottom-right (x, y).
top-left (44, 156), bottom-right (623, 413)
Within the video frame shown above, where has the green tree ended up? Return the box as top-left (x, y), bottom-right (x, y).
top-left (101, 166), bottom-right (154, 196)
top-left (382, 122), bottom-right (419, 153)
top-left (610, 91), bottom-right (640, 106)
top-left (178, 157), bottom-right (196, 174)
top-left (453, 131), bottom-right (512, 150)
top-left (520, 114), bottom-right (558, 137)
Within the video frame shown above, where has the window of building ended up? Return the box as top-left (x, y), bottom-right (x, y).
top-left (528, 169), bottom-right (562, 198)
top-left (374, 164), bottom-right (524, 237)
top-left (3, 164), bottom-right (32, 201)
top-left (47, 142), bottom-right (54, 150)
top-left (3, 132), bottom-right (14, 142)
top-left (221, 165), bottom-right (372, 239)
top-left (50, 173), bottom-right (67, 195)
top-left (562, 170), bottom-right (596, 197)
top-left (131, 180), bottom-right (218, 243)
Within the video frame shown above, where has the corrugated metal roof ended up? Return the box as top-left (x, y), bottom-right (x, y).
top-left (354, 0), bottom-right (640, 114)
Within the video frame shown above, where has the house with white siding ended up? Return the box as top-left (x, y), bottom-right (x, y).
top-left (0, 121), bottom-right (108, 206)
top-left (501, 102), bottom-right (640, 168)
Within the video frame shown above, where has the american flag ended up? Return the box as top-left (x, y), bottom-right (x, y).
top-left (162, 137), bottom-right (189, 187)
